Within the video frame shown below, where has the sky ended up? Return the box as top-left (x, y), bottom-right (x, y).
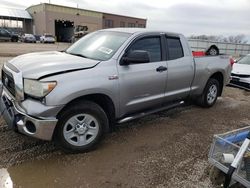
top-left (1, 0), bottom-right (250, 41)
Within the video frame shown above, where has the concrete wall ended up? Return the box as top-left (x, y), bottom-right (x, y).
top-left (27, 4), bottom-right (47, 35)
top-left (27, 3), bottom-right (103, 36)
top-left (27, 3), bottom-right (147, 36)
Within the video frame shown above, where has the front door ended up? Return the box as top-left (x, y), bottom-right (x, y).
top-left (117, 34), bottom-right (167, 117)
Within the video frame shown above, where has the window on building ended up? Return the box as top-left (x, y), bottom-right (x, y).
top-left (104, 19), bottom-right (114, 28)
top-left (166, 37), bottom-right (184, 60)
top-left (128, 23), bottom-right (136, 27)
top-left (0, 19), bottom-right (3, 27)
top-left (17, 21), bottom-right (23, 28)
top-left (138, 24), bottom-right (145, 28)
top-left (120, 21), bottom-right (125, 27)
top-left (128, 36), bottom-right (162, 62)
top-left (0, 19), bottom-right (23, 28)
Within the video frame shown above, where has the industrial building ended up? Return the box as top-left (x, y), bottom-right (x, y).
top-left (0, 3), bottom-right (146, 42)
top-left (0, 7), bottom-right (33, 34)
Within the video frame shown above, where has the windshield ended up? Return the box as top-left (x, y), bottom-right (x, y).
top-left (238, 55), bottom-right (250, 65)
top-left (66, 31), bottom-right (131, 61)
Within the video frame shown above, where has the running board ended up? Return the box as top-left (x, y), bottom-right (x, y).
top-left (117, 101), bottom-right (185, 124)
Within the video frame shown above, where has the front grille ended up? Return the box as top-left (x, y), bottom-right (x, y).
top-left (2, 69), bottom-right (15, 96)
top-left (231, 73), bottom-right (250, 78)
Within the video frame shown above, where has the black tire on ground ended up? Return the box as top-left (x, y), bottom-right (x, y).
top-left (54, 100), bottom-right (109, 153)
top-left (208, 47), bottom-right (219, 56)
top-left (195, 78), bottom-right (220, 108)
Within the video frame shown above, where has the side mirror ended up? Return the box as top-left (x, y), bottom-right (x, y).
top-left (120, 50), bottom-right (150, 65)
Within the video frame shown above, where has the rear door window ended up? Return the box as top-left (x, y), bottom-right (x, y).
top-left (166, 37), bottom-right (184, 60)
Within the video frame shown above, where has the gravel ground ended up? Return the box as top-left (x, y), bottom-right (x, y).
top-left (0, 55), bottom-right (249, 187)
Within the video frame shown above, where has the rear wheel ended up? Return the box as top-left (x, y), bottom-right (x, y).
top-left (54, 100), bottom-right (109, 153)
top-left (196, 78), bottom-right (219, 107)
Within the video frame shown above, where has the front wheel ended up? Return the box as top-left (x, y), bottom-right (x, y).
top-left (54, 100), bottom-right (109, 153)
top-left (196, 78), bottom-right (220, 108)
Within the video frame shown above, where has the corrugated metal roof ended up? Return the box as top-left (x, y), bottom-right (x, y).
top-left (0, 7), bottom-right (32, 19)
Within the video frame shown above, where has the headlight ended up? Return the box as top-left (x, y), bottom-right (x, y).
top-left (24, 79), bottom-right (57, 98)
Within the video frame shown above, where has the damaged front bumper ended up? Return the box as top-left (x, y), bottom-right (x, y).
top-left (0, 82), bottom-right (58, 141)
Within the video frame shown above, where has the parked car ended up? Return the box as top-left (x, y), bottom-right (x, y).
top-left (21, 34), bottom-right (36, 43)
top-left (0, 28), bottom-right (232, 152)
top-left (0, 28), bottom-right (18, 42)
top-left (40, 34), bottom-right (55, 43)
top-left (188, 39), bottom-right (250, 56)
top-left (230, 54), bottom-right (250, 90)
top-left (34, 35), bottom-right (41, 42)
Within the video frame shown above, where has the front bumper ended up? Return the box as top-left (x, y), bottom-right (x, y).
top-left (229, 76), bottom-right (250, 91)
top-left (45, 40), bottom-right (55, 43)
top-left (0, 82), bottom-right (58, 141)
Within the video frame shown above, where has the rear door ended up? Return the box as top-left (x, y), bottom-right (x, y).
top-left (164, 35), bottom-right (195, 102)
top-left (118, 34), bottom-right (167, 117)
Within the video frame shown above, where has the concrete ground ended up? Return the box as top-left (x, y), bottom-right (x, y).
top-left (0, 43), bottom-right (249, 188)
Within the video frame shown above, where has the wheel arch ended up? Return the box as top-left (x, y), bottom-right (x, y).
top-left (56, 93), bottom-right (116, 132)
top-left (209, 72), bottom-right (224, 96)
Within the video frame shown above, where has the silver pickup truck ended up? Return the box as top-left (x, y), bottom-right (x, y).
top-left (0, 28), bottom-right (232, 152)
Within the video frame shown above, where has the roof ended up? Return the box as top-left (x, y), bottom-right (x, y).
top-left (102, 28), bottom-right (181, 36)
top-left (0, 7), bottom-right (32, 19)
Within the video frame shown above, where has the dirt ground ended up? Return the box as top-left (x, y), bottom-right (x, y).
top-left (0, 42), bottom-right (70, 57)
top-left (0, 47), bottom-right (250, 188)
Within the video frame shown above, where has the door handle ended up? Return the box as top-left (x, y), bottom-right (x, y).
top-left (156, 66), bottom-right (167, 72)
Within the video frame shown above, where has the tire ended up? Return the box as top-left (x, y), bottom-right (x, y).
top-left (208, 47), bottom-right (219, 56)
top-left (196, 78), bottom-right (220, 108)
top-left (54, 100), bottom-right (109, 153)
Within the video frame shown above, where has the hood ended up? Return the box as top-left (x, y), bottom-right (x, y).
top-left (6, 51), bottom-right (100, 79)
top-left (232, 63), bottom-right (250, 75)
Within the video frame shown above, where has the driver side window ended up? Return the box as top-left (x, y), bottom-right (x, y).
top-left (128, 37), bottom-right (162, 62)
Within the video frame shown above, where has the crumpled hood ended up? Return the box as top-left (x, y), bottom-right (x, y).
top-left (232, 63), bottom-right (250, 75)
top-left (6, 51), bottom-right (100, 79)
